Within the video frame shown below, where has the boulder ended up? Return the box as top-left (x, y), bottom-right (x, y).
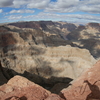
top-left (45, 94), bottom-right (64, 100)
top-left (0, 75), bottom-right (51, 100)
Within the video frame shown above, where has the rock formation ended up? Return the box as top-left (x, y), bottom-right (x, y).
top-left (0, 75), bottom-right (51, 100)
top-left (8, 21), bottom-right (77, 38)
top-left (0, 60), bottom-right (100, 100)
top-left (60, 60), bottom-right (100, 100)
top-left (0, 21), bottom-right (100, 99)
top-left (66, 22), bottom-right (100, 58)
top-left (0, 22), bottom-right (96, 90)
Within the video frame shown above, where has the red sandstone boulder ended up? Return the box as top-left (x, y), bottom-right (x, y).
top-left (60, 60), bottom-right (100, 100)
top-left (45, 94), bottom-right (64, 100)
top-left (0, 75), bottom-right (51, 100)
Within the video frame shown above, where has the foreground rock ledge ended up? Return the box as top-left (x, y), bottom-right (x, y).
top-left (60, 60), bottom-right (100, 100)
top-left (0, 75), bottom-right (64, 100)
top-left (0, 60), bottom-right (100, 100)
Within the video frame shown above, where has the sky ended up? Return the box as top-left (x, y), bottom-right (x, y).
top-left (0, 0), bottom-right (100, 24)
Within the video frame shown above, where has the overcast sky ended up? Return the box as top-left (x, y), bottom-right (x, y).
top-left (0, 0), bottom-right (100, 23)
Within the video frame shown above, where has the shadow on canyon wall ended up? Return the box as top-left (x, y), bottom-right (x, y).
top-left (0, 61), bottom-right (73, 94)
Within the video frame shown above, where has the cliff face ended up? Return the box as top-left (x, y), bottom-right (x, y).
top-left (8, 21), bottom-right (77, 39)
top-left (0, 23), bottom-right (96, 88)
top-left (60, 60), bottom-right (100, 100)
top-left (66, 22), bottom-right (100, 58)
top-left (1, 21), bottom-right (100, 100)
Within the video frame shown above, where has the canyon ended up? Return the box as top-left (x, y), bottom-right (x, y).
top-left (0, 21), bottom-right (100, 100)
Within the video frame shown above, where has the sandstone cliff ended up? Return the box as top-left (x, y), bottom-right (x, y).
top-left (0, 21), bottom-right (99, 100)
top-left (66, 22), bottom-right (100, 58)
top-left (60, 60), bottom-right (100, 100)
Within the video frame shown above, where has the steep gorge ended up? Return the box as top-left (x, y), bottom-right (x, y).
top-left (0, 21), bottom-right (99, 97)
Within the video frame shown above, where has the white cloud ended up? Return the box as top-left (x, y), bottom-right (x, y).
top-left (0, 9), bottom-right (3, 13)
top-left (44, 0), bottom-right (79, 13)
top-left (27, 0), bottom-right (50, 9)
top-left (55, 0), bottom-right (79, 8)
top-left (44, 0), bottom-right (100, 14)
top-left (12, 0), bottom-right (50, 9)
top-left (7, 15), bottom-right (23, 20)
top-left (10, 9), bottom-right (35, 14)
top-left (45, 0), bottom-right (79, 13)
top-left (0, 0), bottom-right (100, 14)
top-left (79, 4), bottom-right (100, 14)
top-left (6, 12), bottom-right (100, 23)
top-left (13, 0), bottom-right (29, 8)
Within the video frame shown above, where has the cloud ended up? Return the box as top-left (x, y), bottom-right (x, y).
top-left (80, 5), bottom-right (100, 14)
top-left (12, 0), bottom-right (50, 9)
top-left (0, 0), bottom-right (13, 7)
top-left (27, 0), bottom-right (50, 9)
top-left (0, 0), bottom-right (100, 14)
top-left (45, 0), bottom-right (79, 13)
top-left (13, 0), bottom-right (29, 8)
top-left (10, 9), bottom-right (35, 13)
top-left (7, 15), bottom-right (23, 20)
top-left (80, 7), bottom-right (99, 14)
top-left (6, 12), bottom-right (100, 23)
top-left (0, 9), bottom-right (3, 13)
top-left (0, 0), bottom-right (50, 9)
top-left (44, 0), bottom-right (100, 14)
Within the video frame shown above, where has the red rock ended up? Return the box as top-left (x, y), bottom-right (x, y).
top-left (0, 75), bottom-right (51, 100)
top-left (6, 96), bottom-right (20, 100)
top-left (45, 94), bottom-right (64, 100)
top-left (60, 60), bottom-right (100, 100)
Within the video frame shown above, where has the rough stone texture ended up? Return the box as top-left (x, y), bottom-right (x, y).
top-left (66, 22), bottom-right (100, 58)
top-left (60, 60), bottom-right (100, 100)
top-left (0, 61), bottom-right (100, 100)
top-left (0, 75), bottom-right (51, 100)
top-left (0, 24), bottom-right (74, 85)
top-left (45, 94), bottom-right (64, 100)
top-left (0, 22), bottom-right (98, 91)
top-left (8, 21), bottom-right (77, 38)
top-left (0, 45), bottom-right (96, 86)
top-left (42, 45), bottom-right (96, 81)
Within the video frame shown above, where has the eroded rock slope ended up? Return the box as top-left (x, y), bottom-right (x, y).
top-left (0, 23), bottom-right (96, 88)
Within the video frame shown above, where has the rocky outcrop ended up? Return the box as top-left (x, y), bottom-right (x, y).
top-left (0, 75), bottom-right (51, 100)
top-left (8, 21), bottom-right (77, 40)
top-left (87, 22), bottom-right (100, 30)
top-left (60, 60), bottom-right (100, 100)
top-left (45, 94), bottom-right (64, 100)
top-left (0, 60), bottom-right (100, 100)
top-left (66, 22), bottom-right (100, 58)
